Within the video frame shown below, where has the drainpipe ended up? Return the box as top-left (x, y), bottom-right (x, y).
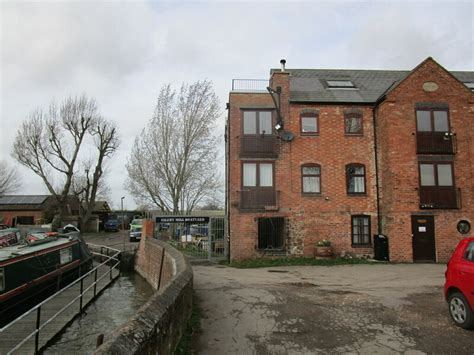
top-left (372, 104), bottom-right (382, 235)
top-left (225, 102), bottom-right (230, 261)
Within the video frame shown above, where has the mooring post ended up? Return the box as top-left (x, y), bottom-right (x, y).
top-left (157, 247), bottom-right (165, 290)
top-left (34, 306), bottom-right (41, 353)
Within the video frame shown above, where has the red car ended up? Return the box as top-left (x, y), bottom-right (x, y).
top-left (444, 237), bottom-right (474, 329)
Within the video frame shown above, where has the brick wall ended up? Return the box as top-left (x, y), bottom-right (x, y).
top-left (96, 220), bottom-right (193, 354)
top-left (0, 211), bottom-right (43, 226)
top-left (229, 58), bottom-right (473, 262)
top-left (377, 58), bottom-right (474, 262)
top-left (229, 74), bottom-right (377, 260)
top-left (135, 219), bottom-right (174, 289)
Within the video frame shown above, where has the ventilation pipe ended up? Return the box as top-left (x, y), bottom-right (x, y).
top-left (280, 59), bottom-right (286, 72)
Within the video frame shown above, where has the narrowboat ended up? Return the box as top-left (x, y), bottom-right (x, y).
top-left (0, 228), bottom-right (93, 327)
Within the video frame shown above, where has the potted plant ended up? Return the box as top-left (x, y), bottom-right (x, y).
top-left (315, 239), bottom-right (333, 257)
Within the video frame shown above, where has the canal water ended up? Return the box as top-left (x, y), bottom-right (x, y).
top-left (44, 272), bottom-right (154, 354)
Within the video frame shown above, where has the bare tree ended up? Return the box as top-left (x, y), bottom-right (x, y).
top-left (0, 160), bottom-right (22, 195)
top-left (12, 95), bottom-right (118, 229)
top-left (125, 80), bottom-right (222, 214)
top-left (73, 118), bottom-right (119, 230)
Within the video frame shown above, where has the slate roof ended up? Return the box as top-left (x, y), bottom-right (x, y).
top-left (0, 195), bottom-right (49, 205)
top-left (270, 68), bottom-right (474, 103)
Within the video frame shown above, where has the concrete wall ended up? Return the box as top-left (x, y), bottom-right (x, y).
top-left (94, 220), bottom-right (193, 355)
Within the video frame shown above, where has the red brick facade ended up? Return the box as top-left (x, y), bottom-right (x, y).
top-left (227, 58), bottom-right (473, 262)
top-left (377, 59), bottom-right (474, 262)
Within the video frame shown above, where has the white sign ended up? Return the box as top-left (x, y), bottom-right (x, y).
top-left (418, 226), bottom-right (427, 232)
top-left (60, 248), bottom-right (73, 265)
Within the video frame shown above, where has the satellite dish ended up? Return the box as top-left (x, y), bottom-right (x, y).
top-left (280, 130), bottom-right (295, 142)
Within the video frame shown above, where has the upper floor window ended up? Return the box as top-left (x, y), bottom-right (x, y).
top-left (302, 164), bottom-right (321, 194)
top-left (419, 162), bottom-right (453, 187)
top-left (416, 109), bottom-right (449, 133)
top-left (243, 110), bottom-right (273, 135)
top-left (346, 164), bottom-right (366, 195)
top-left (345, 113), bottom-right (363, 135)
top-left (242, 162), bottom-right (273, 187)
top-left (352, 215), bottom-right (371, 246)
top-left (300, 114), bottom-right (318, 134)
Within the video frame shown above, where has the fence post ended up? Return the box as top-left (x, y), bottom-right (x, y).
top-left (208, 219), bottom-right (213, 261)
top-left (94, 268), bottom-right (98, 297)
top-left (109, 251), bottom-right (113, 281)
top-left (157, 247), bottom-right (165, 290)
top-left (79, 277), bottom-right (84, 312)
top-left (35, 306), bottom-right (41, 353)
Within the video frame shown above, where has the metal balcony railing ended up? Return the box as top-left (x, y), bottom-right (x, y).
top-left (416, 132), bottom-right (456, 154)
top-left (240, 135), bottom-right (278, 158)
top-left (0, 244), bottom-right (120, 354)
top-left (419, 187), bottom-right (461, 209)
top-left (232, 79), bottom-right (269, 92)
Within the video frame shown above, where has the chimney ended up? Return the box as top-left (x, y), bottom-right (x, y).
top-left (280, 59), bottom-right (286, 72)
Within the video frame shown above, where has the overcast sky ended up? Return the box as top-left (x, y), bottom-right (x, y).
top-left (0, 0), bottom-right (472, 210)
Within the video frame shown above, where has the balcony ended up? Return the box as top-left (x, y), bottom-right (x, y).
top-left (419, 187), bottom-right (461, 209)
top-left (240, 136), bottom-right (278, 158)
top-left (240, 189), bottom-right (277, 211)
top-left (232, 79), bottom-right (269, 92)
top-left (416, 132), bottom-right (455, 154)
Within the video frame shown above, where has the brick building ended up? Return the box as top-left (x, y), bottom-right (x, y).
top-left (0, 195), bottom-right (80, 226)
top-left (226, 57), bottom-right (474, 262)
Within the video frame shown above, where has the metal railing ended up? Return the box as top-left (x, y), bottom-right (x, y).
top-left (232, 79), bottom-right (269, 92)
top-left (0, 244), bottom-right (120, 355)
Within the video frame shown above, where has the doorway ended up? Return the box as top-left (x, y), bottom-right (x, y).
top-left (411, 215), bottom-right (436, 262)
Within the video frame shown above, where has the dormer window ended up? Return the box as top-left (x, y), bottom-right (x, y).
top-left (326, 80), bottom-right (356, 89)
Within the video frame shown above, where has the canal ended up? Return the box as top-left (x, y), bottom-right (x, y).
top-left (44, 272), bottom-right (154, 354)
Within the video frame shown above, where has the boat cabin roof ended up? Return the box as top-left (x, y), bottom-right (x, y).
top-left (0, 237), bottom-right (74, 262)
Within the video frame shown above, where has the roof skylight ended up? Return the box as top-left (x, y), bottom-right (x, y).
top-left (326, 80), bottom-right (356, 89)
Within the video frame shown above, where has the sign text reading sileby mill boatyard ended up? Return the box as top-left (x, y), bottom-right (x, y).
top-left (156, 216), bottom-right (210, 223)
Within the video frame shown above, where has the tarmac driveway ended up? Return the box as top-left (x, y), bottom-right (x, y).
top-left (193, 263), bottom-right (473, 354)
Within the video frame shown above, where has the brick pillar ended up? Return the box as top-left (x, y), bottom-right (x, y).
top-left (142, 219), bottom-right (155, 238)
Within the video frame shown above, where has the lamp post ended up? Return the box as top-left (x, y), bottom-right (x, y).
top-left (121, 197), bottom-right (125, 230)
top-left (121, 196), bottom-right (125, 251)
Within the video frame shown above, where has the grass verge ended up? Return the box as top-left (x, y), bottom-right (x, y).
top-left (174, 292), bottom-right (201, 355)
top-left (223, 257), bottom-right (374, 269)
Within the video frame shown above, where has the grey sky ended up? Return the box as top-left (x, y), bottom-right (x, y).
top-left (1, 0), bottom-right (472, 210)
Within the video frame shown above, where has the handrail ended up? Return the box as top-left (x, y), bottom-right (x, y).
top-left (0, 244), bottom-right (121, 354)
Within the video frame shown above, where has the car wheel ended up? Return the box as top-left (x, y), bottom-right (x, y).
top-left (448, 292), bottom-right (474, 329)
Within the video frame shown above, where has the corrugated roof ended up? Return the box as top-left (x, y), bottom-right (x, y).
top-left (0, 195), bottom-right (49, 205)
top-left (270, 68), bottom-right (474, 103)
